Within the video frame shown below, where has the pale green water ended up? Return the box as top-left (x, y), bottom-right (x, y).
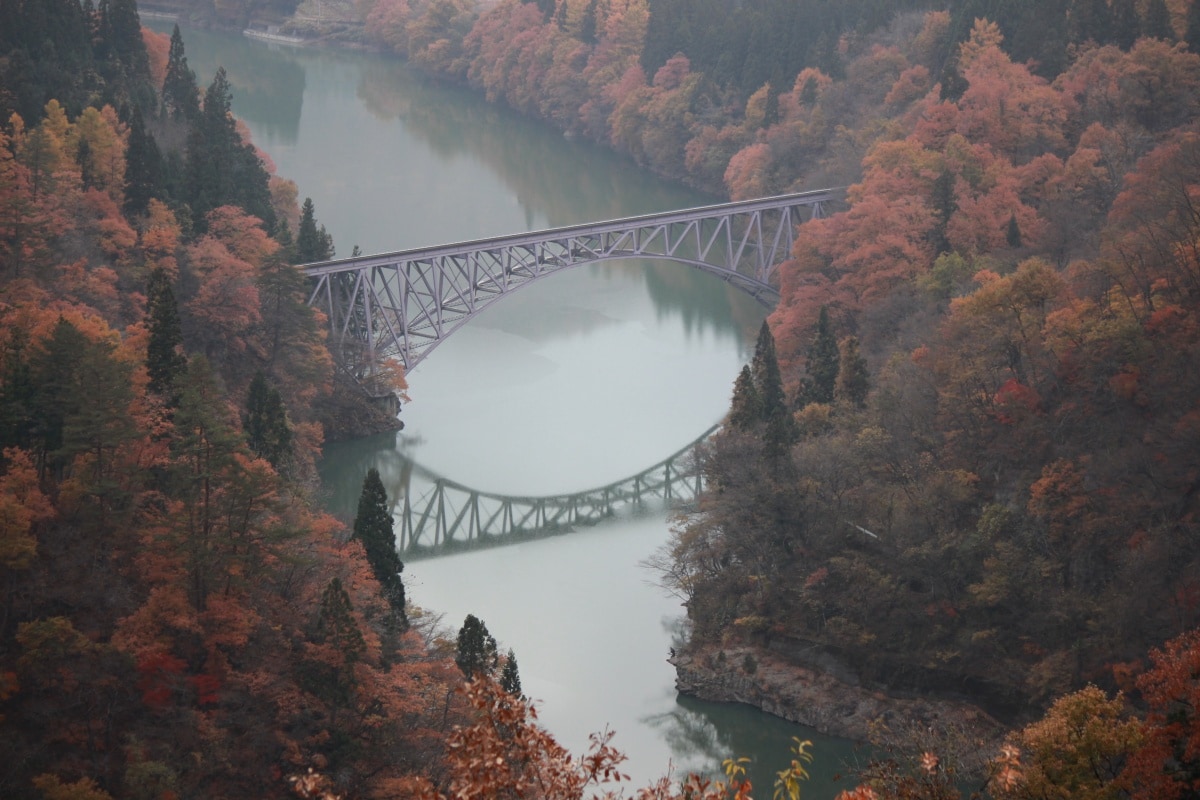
top-left (154, 21), bottom-right (863, 795)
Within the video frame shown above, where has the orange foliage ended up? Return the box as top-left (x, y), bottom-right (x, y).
top-left (143, 27), bottom-right (171, 88)
top-left (1123, 631), bottom-right (1200, 799)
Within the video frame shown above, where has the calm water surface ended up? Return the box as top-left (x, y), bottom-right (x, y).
top-left (154, 21), bottom-right (862, 795)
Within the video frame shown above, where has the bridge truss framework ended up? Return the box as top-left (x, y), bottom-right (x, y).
top-left (393, 428), bottom-right (714, 556)
top-left (303, 190), bottom-right (833, 373)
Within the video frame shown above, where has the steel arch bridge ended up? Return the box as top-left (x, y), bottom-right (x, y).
top-left (380, 427), bottom-right (714, 557)
top-left (302, 189), bottom-right (833, 373)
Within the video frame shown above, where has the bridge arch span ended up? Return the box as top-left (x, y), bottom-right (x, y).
top-left (382, 424), bottom-right (716, 557)
top-left (303, 189), bottom-right (835, 374)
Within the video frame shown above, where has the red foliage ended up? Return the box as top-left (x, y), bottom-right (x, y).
top-left (1123, 631), bottom-right (1200, 799)
top-left (136, 651), bottom-right (187, 709)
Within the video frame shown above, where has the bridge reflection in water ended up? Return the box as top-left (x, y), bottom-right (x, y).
top-left (376, 426), bottom-right (716, 558)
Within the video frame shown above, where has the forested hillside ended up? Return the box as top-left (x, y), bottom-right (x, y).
top-left (8, 0), bottom-right (1200, 798)
top-left (0, 3), bottom-right (469, 796)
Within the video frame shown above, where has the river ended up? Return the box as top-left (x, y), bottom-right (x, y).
top-left (150, 19), bottom-right (862, 796)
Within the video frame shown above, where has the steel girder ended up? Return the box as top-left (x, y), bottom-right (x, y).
top-left (303, 189), bottom-right (834, 371)
top-left (389, 426), bottom-right (716, 556)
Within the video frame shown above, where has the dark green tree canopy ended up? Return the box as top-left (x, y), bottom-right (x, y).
top-left (145, 268), bottom-right (187, 403)
top-left (836, 335), bottom-right (869, 409)
top-left (186, 68), bottom-right (276, 232)
top-left (804, 306), bottom-right (839, 406)
top-left (161, 24), bottom-right (200, 122)
top-left (727, 364), bottom-right (761, 430)
top-left (295, 197), bottom-right (334, 263)
top-left (500, 649), bottom-right (522, 697)
top-left (243, 371), bottom-right (292, 469)
top-left (353, 468), bottom-right (407, 627)
top-left (123, 106), bottom-right (163, 218)
top-left (455, 614), bottom-right (498, 680)
top-left (95, 0), bottom-right (155, 111)
top-left (1143, 0), bottom-right (1173, 41)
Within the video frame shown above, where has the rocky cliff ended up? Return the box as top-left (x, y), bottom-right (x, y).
top-left (671, 643), bottom-right (1007, 746)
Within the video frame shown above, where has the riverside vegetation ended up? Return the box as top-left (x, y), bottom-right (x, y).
top-left (6, 0), bottom-right (1200, 798)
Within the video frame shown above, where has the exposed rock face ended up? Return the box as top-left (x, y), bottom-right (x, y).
top-left (672, 643), bottom-right (1007, 746)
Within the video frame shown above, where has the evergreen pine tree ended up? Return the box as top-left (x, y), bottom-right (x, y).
top-left (296, 197), bottom-right (334, 263)
top-left (145, 268), bottom-right (187, 403)
top-left (31, 317), bottom-right (135, 486)
top-left (500, 649), bottom-right (522, 697)
top-left (95, 0), bottom-right (154, 110)
top-left (352, 468), bottom-right (407, 628)
top-left (75, 136), bottom-right (95, 191)
top-left (243, 371), bottom-right (292, 469)
top-left (805, 307), bottom-right (839, 405)
top-left (1187, 1), bottom-right (1200, 52)
top-left (1110, 0), bottom-right (1140, 49)
top-left (0, 328), bottom-right (36, 451)
top-left (1069, 0), bottom-right (1114, 45)
top-left (836, 336), bottom-right (870, 408)
top-left (314, 577), bottom-right (366, 725)
top-left (750, 320), bottom-right (798, 454)
top-left (930, 169), bottom-right (957, 255)
top-left (1006, 212), bottom-right (1023, 248)
top-left (1143, 0), bottom-right (1174, 41)
top-left (161, 25), bottom-right (200, 121)
top-left (727, 364), bottom-right (761, 430)
top-left (750, 321), bottom-right (787, 421)
top-left (123, 107), bottom-right (163, 218)
top-left (186, 68), bottom-right (275, 231)
top-left (455, 614), bottom-right (498, 680)
top-left (316, 578), bottom-right (366, 662)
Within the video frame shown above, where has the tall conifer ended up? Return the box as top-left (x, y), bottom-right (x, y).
top-left (1143, 0), bottom-right (1173, 41)
top-left (186, 68), bottom-right (275, 231)
top-left (123, 107), bottom-right (163, 217)
top-left (805, 306), bottom-right (839, 405)
top-left (296, 197), bottom-right (334, 263)
top-left (145, 268), bottom-right (187, 403)
top-left (244, 372), bottom-right (291, 469)
top-left (161, 25), bottom-right (200, 121)
top-left (728, 364), bottom-right (761, 430)
top-left (352, 468), bottom-right (407, 628)
top-left (750, 320), bottom-right (798, 451)
top-left (500, 649), bottom-right (522, 697)
top-left (455, 614), bottom-right (498, 680)
top-left (1187, 1), bottom-right (1200, 52)
top-left (836, 336), bottom-right (869, 408)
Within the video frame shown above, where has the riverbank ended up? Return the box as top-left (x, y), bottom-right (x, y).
top-left (671, 642), bottom-right (1008, 748)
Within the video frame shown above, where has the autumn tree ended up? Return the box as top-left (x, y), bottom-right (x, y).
top-left (1007, 685), bottom-right (1140, 800)
top-left (1122, 630), bottom-right (1200, 799)
top-left (352, 467), bottom-right (407, 627)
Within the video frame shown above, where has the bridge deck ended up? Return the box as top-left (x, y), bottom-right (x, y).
top-left (303, 189), bottom-right (836, 375)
